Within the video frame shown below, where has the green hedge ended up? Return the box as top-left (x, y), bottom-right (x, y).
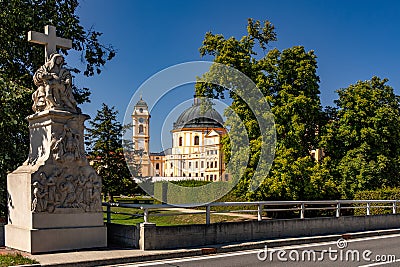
top-left (353, 188), bottom-right (400, 215)
top-left (170, 180), bottom-right (211, 187)
top-left (152, 181), bottom-right (235, 205)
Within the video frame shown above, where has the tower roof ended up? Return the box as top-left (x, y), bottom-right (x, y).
top-left (173, 99), bottom-right (224, 130)
top-left (134, 97), bottom-right (148, 108)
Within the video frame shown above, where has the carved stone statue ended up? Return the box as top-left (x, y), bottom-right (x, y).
top-left (6, 25), bottom-right (106, 254)
top-left (32, 53), bottom-right (79, 113)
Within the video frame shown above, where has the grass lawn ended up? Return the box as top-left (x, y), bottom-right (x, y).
top-left (0, 253), bottom-right (38, 267)
top-left (103, 194), bottom-right (260, 226)
top-left (103, 205), bottom-right (255, 226)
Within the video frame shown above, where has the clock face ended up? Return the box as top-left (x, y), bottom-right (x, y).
top-left (139, 118), bottom-right (144, 123)
top-left (139, 108), bottom-right (143, 113)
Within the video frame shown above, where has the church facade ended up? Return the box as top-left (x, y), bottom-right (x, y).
top-left (132, 98), bottom-right (230, 181)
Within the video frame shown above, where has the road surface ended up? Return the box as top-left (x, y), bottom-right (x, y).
top-left (109, 233), bottom-right (400, 267)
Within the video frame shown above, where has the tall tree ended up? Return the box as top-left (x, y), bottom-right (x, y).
top-left (257, 46), bottom-right (337, 200)
top-left (0, 0), bottom-right (115, 216)
top-left (321, 77), bottom-right (400, 198)
top-left (196, 19), bottom-right (332, 200)
top-left (87, 104), bottom-right (140, 201)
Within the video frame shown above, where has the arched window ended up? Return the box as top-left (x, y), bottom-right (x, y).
top-left (194, 136), bottom-right (199, 145)
top-left (138, 125), bottom-right (144, 133)
top-left (156, 163), bottom-right (160, 169)
top-left (179, 136), bottom-right (183, 146)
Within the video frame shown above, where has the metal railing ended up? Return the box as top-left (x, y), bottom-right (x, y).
top-left (103, 200), bottom-right (400, 225)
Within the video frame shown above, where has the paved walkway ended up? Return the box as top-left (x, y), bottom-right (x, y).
top-left (2, 228), bottom-right (400, 267)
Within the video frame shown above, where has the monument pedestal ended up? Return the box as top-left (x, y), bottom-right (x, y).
top-left (5, 225), bottom-right (106, 254)
top-left (5, 110), bottom-right (107, 253)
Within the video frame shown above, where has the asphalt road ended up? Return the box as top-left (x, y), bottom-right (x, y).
top-left (114, 234), bottom-right (400, 267)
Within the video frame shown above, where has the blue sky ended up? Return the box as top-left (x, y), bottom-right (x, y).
top-left (69, 0), bottom-right (400, 152)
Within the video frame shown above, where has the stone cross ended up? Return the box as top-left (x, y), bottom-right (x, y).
top-left (28, 25), bottom-right (72, 61)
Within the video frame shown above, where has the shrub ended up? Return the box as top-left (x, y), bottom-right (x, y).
top-left (353, 188), bottom-right (400, 215)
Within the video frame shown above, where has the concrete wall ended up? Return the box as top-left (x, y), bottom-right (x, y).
top-left (0, 224), bottom-right (4, 247)
top-left (139, 214), bottom-right (400, 250)
top-left (107, 223), bottom-right (139, 248)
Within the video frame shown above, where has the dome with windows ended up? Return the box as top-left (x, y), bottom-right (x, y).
top-left (173, 99), bottom-right (224, 130)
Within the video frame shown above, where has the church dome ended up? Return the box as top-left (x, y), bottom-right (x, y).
top-left (173, 99), bottom-right (224, 130)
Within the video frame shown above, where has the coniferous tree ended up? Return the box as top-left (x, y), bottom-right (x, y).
top-left (87, 104), bottom-right (140, 201)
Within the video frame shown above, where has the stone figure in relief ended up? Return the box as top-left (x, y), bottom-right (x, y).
top-left (75, 174), bottom-right (87, 209)
top-left (31, 173), bottom-right (49, 212)
top-left (32, 53), bottom-right (78, 113)
top-left (50, 131), bottom-right (65, 161)
top-left (50, 126), bottom-right (85, 162)
top-left (59, 175), bottom-right (77, 208)
top-left (84, 175), bottom-right (94, 211)
top-left (31, 168), bottom-right (103, 213)
top-left (91, 181), bottom-right (102, 212)
top-left (64, 128), bottom-right (81, 161)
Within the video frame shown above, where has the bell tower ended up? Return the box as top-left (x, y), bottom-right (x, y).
top-left (132, 97), bottom-right (151, 176)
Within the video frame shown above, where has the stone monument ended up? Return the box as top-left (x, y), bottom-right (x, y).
top-left (5, 25), bottom-right (107, 253)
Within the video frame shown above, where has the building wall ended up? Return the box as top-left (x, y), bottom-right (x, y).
top-left (149, 155), bottom-right (165, 177)
top-left (162, 128), bottom-right (227, 180)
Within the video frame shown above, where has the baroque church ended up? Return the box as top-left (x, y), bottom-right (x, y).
top-left (131, 97), bottom-right (230, 182)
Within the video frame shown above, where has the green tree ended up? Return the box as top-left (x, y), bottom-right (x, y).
top-left (257, 46), bottom-right (332, 200)
top-left (87, 104), bottom-right (139, 201)
top-left (0, 0), bottom-right (115, 216)
top-left (321, 77), bottom-right (400, 198)
top-left (196, 19), bottom-right (334, 200)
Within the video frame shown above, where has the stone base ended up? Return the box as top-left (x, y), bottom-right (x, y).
top-left (6, 169), bottom-right (107, 253)
top-left (5, 224), bottom-right (107, 254)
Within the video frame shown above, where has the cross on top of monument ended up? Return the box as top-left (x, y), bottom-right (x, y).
top-left (28, 25), bottom-right (72, 62)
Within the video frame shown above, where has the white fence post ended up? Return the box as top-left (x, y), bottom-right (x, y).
top-left (366, 202), bottom-right (370, 216)
top-left (257, 204), bottom-right (263, 221)
top-left (143, 207), bottom-right (149, 223)
top-left (336, 202), bottom-right (341, 218)
top-left (393, 201), bottom-right (397, 214)
top-left (300, 203), bottom-right (305, 219)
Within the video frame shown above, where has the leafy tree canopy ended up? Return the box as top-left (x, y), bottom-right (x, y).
top-left (196, 19), bottom-right (329, 200)
top-left (321, 77), bottom-right (400, 198)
